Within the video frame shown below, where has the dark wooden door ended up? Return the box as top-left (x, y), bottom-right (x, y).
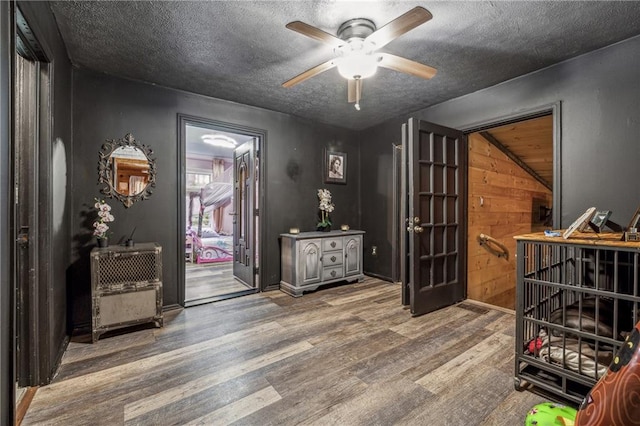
top-left (232, 139), bottom-right (256, 287)
top-left (14, 51), bottom-right (42, 386)
top-left (404, 118), bottom-right (467, 316)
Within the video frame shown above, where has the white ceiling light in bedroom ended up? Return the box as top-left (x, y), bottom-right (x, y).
top-left (201, 134), bottom-right (238, 149)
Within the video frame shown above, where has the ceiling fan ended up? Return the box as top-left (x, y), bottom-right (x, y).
top-left (282, 6), bottom-right (437, 110)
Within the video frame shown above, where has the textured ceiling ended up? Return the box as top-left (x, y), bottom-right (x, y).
top-left (49, 1), bottom-right (640, 131)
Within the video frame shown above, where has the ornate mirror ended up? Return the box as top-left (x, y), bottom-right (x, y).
top-left (98, 133), bottom-right (156, 208)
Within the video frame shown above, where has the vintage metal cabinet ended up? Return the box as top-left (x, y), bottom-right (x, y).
top-left (280, 230), bottom-right (365, 297)
top-left (90, 242), bottom-right (163, 342)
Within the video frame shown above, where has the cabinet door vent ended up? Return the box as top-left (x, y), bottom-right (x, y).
top-left (97, 251), bottom-right (160, 286)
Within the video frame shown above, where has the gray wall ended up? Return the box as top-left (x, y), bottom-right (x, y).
top-left (70, 69), bottom-right (360, 327)
top-left (361, 35), bottom-right (640, 279)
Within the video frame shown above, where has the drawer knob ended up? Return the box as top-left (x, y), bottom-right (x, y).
top-left (331, 241), bottom-right (336, 248)
top-left (331, 256), bottom-right (336, 262)
top-left (330, 270), bottom-right (336, 277)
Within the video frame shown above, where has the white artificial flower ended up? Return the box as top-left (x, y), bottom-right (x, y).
top-left (317, 188), bottom-right (335, 215)
top-left (93, 198), bottom-right (115, 238)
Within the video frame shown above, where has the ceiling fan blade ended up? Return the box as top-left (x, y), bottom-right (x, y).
top-left (286, 21), bottom-right (344, 48)
top-left (378, 53), bottom-right (437, 80)
top-left (365, 7), bottom-right (432, 49)
top-left (282, 59), bottom-right (336, 88)
top-left (347, 79), bottom-right (363, 103)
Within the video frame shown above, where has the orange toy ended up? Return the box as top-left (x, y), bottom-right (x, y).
top-left (575, 320), bottom-right (640, 425)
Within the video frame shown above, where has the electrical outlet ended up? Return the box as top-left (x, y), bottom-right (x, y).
top-left (371, 246), bottom-right (377, 256)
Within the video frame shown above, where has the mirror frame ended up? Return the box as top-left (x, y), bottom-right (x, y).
top-left (98, 133), bottom-right (156, 208)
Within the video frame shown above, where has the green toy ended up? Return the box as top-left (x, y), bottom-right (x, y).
top-left (525, 402), bottom-right (577, 426)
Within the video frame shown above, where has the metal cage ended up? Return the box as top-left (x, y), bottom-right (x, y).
top-left (515, 236), bottom-right (640, 404)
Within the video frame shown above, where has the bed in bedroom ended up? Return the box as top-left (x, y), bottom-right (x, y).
top-left (185, 166), bottom-right (234, 264)
top-left (191, 229), bottom-right (233, 264)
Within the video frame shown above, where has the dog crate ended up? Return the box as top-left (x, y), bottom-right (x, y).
top-left (514, 232), bottom-right (640, 404)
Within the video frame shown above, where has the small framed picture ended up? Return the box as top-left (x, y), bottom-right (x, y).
top-left (325, 150), bottom-right (346, 184)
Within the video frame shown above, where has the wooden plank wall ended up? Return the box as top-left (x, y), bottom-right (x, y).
top-left (467, 133), bottom-right (552, 310)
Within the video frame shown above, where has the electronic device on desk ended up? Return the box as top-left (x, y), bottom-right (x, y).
top-left (563, 207), bottom-right (622, 239)
top-left (622, 206), bottom-right (640, 242)
top-left (588, 210), bottom-right (622, 233)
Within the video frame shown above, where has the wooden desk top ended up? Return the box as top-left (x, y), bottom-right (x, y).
top-left (514, 231), bottom-right (640, 249)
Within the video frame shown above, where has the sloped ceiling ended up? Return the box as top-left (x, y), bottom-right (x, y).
top-left (48, 1), bottom-right (640, 131)
top-left (483, 115), bottom-right (553, 189)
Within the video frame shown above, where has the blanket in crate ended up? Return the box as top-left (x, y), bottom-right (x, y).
top-left (537, 329), bottom-right (613, 379)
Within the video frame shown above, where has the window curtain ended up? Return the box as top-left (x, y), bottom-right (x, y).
top-left (212, 159), bottom-right (227, 233)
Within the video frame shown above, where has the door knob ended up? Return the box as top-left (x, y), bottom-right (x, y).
top-left (406, 226), bottom-right (414, 232)
top-left (414, 226), bottom-right (424, 233)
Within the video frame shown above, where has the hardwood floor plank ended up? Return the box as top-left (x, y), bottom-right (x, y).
top-left (132, 371), bottom-right (272, 425)
top-left (390, 304), bottom-right (470, 338)
top-left (264, 329), bottom-right (409, 398)
top-left (123, 341), bottom-right (313, 421)
top-left (236, 370), bottom-right (368, 425)
top-left (23, 277), bottom-right (549, 426)
top-left (415, 332), bottom-right (512, 393)
top-left (300, 378), bottom-right (434, 425)
top-left (62, 331), bottom-right (157, 364)
top-left (186, 386), bottom-right (282, 425)
top-left (186, 261), bottom-right (251, 301)
top-left (397, 364), bottom-right (515, 425)
top-left (323, 284), bottom-right (397, 306)
top-left (479, 388), bottom-right (547, 425)
top-left (37, 321), bottom-right (286, 401)
top-left (399, 327), bottom-right (496, 383)
top-left (349, 322), bottom-right (483, 385)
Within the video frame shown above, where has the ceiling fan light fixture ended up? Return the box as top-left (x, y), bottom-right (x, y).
top-left (336, 53), bottom-right (379, 80)
top-left (283, 7), bottom-right (436, 109)
top-left (201, 134), bottom-right (238, 149)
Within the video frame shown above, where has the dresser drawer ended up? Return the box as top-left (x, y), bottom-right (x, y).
top-left (322, 250), bottom-right (343, 266)
top-left (322, 237), bottom-right (343, 251)
top-left (323, 266), bottom-right (344, 281)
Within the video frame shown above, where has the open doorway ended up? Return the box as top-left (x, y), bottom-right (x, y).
top-left (178, 117), bottom-right (262, 306)
top-left (397, 105), bottom-right (559, 315)
top-left (466, 114), bottom-right (554, 310)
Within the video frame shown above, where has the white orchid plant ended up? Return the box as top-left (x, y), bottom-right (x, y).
top-left (93, 198), bottom-right (115, 239)
top-left (317, 189), bottom-right (335, 230)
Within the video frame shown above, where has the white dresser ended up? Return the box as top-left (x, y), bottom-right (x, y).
top-left (280, 230), bottom-right (365, 297)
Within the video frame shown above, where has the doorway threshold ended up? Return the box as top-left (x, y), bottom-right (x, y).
top-left (185, 288), bottom-right (258, 307)
top-left (461, 298), bottom-right (515, 315)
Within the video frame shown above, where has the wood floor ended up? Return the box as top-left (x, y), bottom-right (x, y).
top-left (23, 277), bottom-right (545, 425)
top-left (185, 261), bottom-right (252, 301)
